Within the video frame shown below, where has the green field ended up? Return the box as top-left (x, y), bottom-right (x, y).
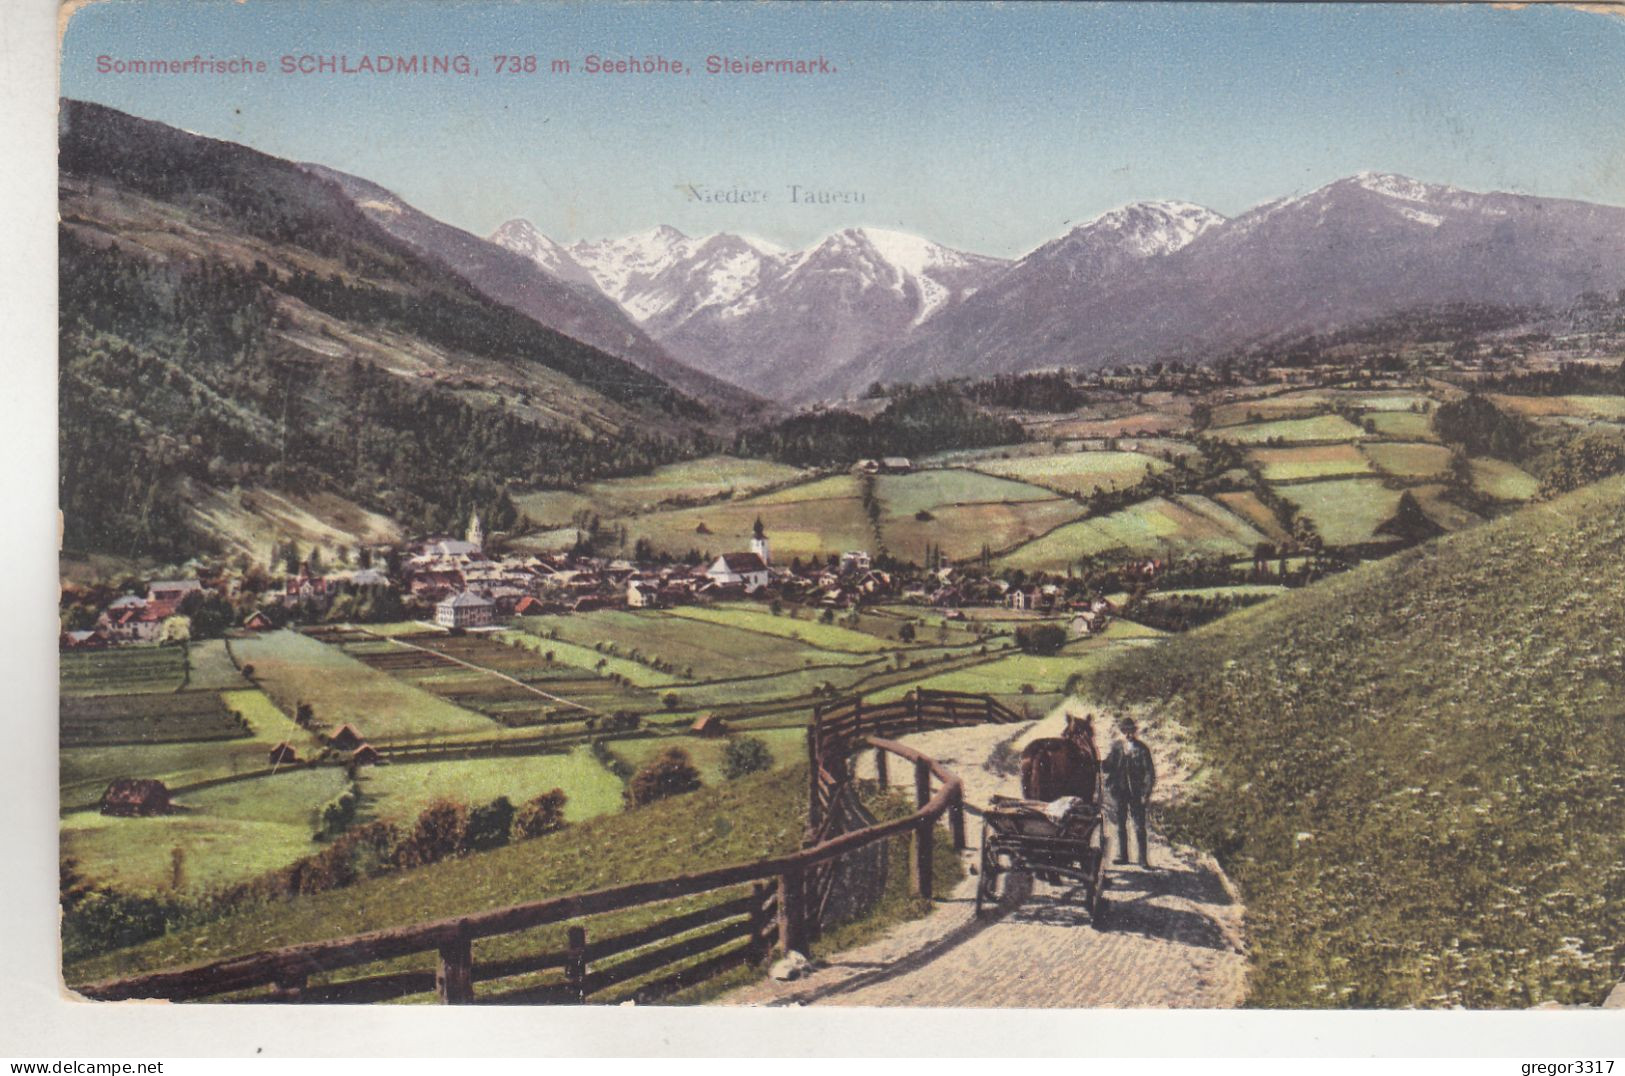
top-left (1209, 396), bottom-right (1330, 428)
top-left (61, 691), bottom-right (244, 749)
top-left (1213, 414), bottom-right (1368, 445)
top-left (969, 450), bottom-right (1169, 496)
top-left (603, 475), bottom-right (873, 562)
top-left (1365, 411), bottom-right (1439, 441)
top-left (513, 611), bottom-right (874, 683)
top-left (64, 764), bottom-right (811, 987)
top-left (62, 765), bottom-right (351, 891)
top-left (233, 630), bottom-right (494, 744)
top-left (875, 469), bottom-right (1056, 515)
top-left (1089, 478), bottom-right (1625, 1007)
top-left (999, 495), bottom-right (1268, 571)
top-left (514, 456), bottom-right (807, 525)
top-left (609, 728), bottom-right (809, 784)
top-left (664, 605), bottom-right (893, 653)
top-left (1276, 479), bottom-right (1405, 547)
top-left (1213, 491), bottom-right (1291, 542)
top-left (359, 747), bottom-right (626, 825)
top-left (1488, 394), bottom-right (1625, 421)
top-left (1248, 444), bottom-right (1375, 482)
top-left (1469, 458), bottom-right (1539, 501)
top-left (61, 647), bottom-right (185, 696)
top-left (1360, 442), bottom-right (1454, 480)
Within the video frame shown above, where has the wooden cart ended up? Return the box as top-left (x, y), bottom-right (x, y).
top-left (974, 794), bottom-right (1109, 925)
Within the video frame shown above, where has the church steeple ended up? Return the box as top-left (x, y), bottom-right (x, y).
top-left (467, 509), bottom-right (484, 551)
top-left (750, 517), bottom-right (770, 566)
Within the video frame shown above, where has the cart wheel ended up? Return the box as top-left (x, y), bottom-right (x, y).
top-left (975, 827), bottom-right (998, 917)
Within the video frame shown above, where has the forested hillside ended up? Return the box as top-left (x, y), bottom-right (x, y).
top-left (59, 99), bottom-right (710, 561)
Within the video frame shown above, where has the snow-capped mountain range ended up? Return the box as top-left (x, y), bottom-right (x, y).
top-left (491, 221), bottom-right (1009, 399)
top-left (485, 172), bottom-right (1625, 402)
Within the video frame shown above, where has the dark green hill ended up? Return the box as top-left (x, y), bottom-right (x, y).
top-left (1092, 478), bottom-right (1625, 1007)
top-left (59, 99), bottom-right (712, 560)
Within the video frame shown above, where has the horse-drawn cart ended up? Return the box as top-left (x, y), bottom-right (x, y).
top-left (974, 795), bottom-right (1109, 923)
top-left (974, 712), bottom-right (1110, 924)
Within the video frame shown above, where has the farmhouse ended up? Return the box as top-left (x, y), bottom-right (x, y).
top-left (100, 778), bottom-right (174, 817)
top-left (147, 579), bottom-right (202, 604)
top-left (329, 724), bottom-right (365, 751)
top-left (706, 552), bottom-right (770, 592)
top-left (350, 743), bottom-right (383, 767)
top-left (690, 713), bottom-right (727, 738)
top-left (436, 590), bottom-right (495, 629)
top-left (243, 610), bottom-right (275, 632)
top-left (626, 580), bottom-right (660, 608)
top-left (267, 742), bottom-right (299, 766)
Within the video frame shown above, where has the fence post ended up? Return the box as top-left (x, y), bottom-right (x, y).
top-left (778, 862), bottom-right (808, 955)
top-left (435, 920), bottom-right (474, 1004)
top-left (805, 726), bottom-right (822, 837)
top-left (912, 758), bottom-right (937, 899)
top-left (874, 744), bottom-right (889, 788)
top-left (748, 882), bottom-right (774, 965)
top-left (911, 817), bottom-right (935, 901)
top-left (564, 924), bottom-right (588, 1003)
top-left (948, 783), bottom-right (967, 851)
top-left (912, 688), bottom-right (923, 731)
top-left (986, 695), bottom-right (995, 724)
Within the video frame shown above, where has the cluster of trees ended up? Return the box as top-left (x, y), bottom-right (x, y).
top-left (733, 384), bottom-right (1026, 467)
top-left (1471, 359), bottom-right (1625, 398)
top-left (1537, 432), bottom-right (1625, 499)
top-left (962, 371), bottom-right (1091, 413)
top-left (1432, 394), bottom-right (1531, 461)
top-left (1121, 591), bottom-right (1275, 633)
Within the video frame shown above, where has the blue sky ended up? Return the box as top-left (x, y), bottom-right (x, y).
top-left (60, 1), bottom-right (1625, 258)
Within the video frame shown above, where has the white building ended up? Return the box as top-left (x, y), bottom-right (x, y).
top-left (436, 590), bottom-right (495, 629)
top-left (706, 553), bottom-right (770, 592)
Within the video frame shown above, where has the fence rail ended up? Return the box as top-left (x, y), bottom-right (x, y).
top-left (73, 689), bottom-right (1018, 1005)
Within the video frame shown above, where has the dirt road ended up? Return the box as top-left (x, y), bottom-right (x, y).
top-left (721, 704), bottom-right (1248, 1008)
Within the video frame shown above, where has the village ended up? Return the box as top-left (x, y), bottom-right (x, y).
top-left (61, 505), bottom-right (1146, 651)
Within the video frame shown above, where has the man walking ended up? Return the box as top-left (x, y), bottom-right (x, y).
top-left (1105, 717), bottom-right (1156, 867)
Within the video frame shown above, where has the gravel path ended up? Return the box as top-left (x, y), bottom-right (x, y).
top-left (720, 703), bottom-right (1248, 1008)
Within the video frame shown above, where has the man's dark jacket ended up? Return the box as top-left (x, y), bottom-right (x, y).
top-left (1105, 738), bottom-right (1156, 803)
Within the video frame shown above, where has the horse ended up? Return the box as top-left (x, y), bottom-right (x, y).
top-left (1019, 713), bottom-right (1101, 803)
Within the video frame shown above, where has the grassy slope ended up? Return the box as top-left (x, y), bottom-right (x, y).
top-left (66, 760), bottom-right (961, 1002)
top-left (1090, 477), bottom-right (1625, 1008)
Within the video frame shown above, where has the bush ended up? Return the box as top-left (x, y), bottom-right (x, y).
top-left (313, 781), bottom-right (361, 841)
top-left (625, 747), bottom-right (702, 807)
top-left (897, 621), bottom-right (916, 643)
top-left (661, 691), bottom-right (681, 711)
top-left (466, 796), bottom-right (516, 851)
top-left (395, 799), bottom-right (469, 868)
top-left (721, 736), bottom-right (773, 780)
top-left (511, 789), bottom-right (569, 840)
top-left (1014, 623), bottom-right (1067, 655)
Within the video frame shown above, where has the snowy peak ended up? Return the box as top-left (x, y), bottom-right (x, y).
top-left (1025, 200), bottom-right (1225, 276)
top-left (487, 218), bottom-right (596, 286)
top-left (1351, 171), bottom-right (1440, 204)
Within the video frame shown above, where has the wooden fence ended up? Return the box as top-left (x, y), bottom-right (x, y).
top-left (73, 689), bottom-right (1020, 1005)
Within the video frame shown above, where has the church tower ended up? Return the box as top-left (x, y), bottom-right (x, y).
top-left (750, 517), bottom-right (770, 566)
top-left (466, 509), bottom-right (484, 552)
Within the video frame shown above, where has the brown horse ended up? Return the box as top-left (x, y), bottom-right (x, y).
top-left (1020, 714), bottom-right (1101, 803)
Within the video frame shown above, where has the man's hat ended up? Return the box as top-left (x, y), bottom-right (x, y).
top-left (1119, 717), bottom-right (1138, 733)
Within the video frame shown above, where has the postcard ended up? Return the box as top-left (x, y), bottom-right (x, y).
top-left (49, 0), bottom-right (1625, 1024)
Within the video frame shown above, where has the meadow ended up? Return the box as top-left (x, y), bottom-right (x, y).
top-left (968, 449), bottom-right (1169, 496)
top-left (999, 494), bottom-right (1269, 571)
top-left (233, 630), bottom-right (495, 743)
top-left (61, 646), bottom-right (186, 696)
top-left (1364, 411), bottom-right (1438, 441)
top-left (1212, 414), bottom-right (1368, 445)
top-left (1469, 458), bottom-right (1540, 501)
top-left (1276, 479), bottom-right (1405, 547)
top-left (1089, 477), bottom-right (1625, 1007)
top-left (513, 456), bottom-right (807, 525)
top-left (1247, 444), bottom-right (1374, 482)
top-left (1359, 442), bottom-right (1454, 480)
